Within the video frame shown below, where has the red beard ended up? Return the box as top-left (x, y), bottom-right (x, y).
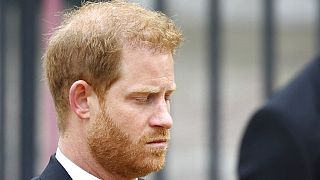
top-left (87, 111), bottom-right (170, 178)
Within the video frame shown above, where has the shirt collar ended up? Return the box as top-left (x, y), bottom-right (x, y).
top-left (56, 148), bottom-right (139, 180)
top-left (56, 148), bottom-right (100, 180)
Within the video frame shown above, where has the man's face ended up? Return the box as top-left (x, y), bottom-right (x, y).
top-left (87, 47), bottom-right (175, 178)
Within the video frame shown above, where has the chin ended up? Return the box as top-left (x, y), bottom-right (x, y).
top-left (146, 155), bottom-right (166, 171)
top-left (128, 156), bottom-right (165, 178)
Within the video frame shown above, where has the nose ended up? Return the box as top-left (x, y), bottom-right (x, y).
top-left (148, 100), bottom-right (173, 129)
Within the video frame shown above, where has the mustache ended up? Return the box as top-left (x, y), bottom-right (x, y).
top-left (140, 129), bottom-right (170, 143)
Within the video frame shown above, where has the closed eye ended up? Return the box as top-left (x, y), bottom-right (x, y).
top-left (134, 96), bottom-right (151, 103)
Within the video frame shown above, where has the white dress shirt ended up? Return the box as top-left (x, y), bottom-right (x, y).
top-left (56, 148), bottom-right (100, 180)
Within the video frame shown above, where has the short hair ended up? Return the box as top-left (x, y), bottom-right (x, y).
top-left (44, 0), bottom-right (183, 133)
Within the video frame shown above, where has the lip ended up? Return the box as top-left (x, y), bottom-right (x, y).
top-left (146, 139), bottom-right (168, 148)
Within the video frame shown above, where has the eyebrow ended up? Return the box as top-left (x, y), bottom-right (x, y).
top-left (128, 84), bottom-right (176, 94)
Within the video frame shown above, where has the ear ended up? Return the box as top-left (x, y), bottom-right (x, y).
top-left (69, 80), bottom-right (93, 119)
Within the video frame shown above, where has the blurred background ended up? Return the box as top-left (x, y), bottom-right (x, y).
top-left (0, 0), bottom-right (319, 179)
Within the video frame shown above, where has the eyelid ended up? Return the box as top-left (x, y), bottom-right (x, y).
top-left (165, 90), bottom-right (174, 96)
top-left (133, 95), bottom-right (151, 103)
top-left (130, 91), bottom-right (174, 103)
top-left (165, 94), bottom-right (171, 98)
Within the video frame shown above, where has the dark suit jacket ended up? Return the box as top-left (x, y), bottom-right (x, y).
top-left (32, 154), bottom-right (144, 180)
top-left (238, 57), bottom-right (320, 180)
top-left (31, 155), bottom-right (72, 180)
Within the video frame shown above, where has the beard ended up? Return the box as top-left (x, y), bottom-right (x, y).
top-left (86, 110), bottom-right (170, 179)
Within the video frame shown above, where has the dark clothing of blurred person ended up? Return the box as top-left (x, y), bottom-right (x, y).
top-left (238, 57), bottom-right (320, 180)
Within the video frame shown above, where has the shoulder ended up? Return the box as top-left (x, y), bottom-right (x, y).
top-left (267, 58), bottom-right (320, 115)
top-left (32, 155), bottom-right (72, 180)
top-left (252, 58), bottom-right (320, 133)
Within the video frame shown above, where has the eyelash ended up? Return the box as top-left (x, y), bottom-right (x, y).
top-left (134, 95), bottom-right (172, 104)
top-left (135, 97), bottom-right (151, 103)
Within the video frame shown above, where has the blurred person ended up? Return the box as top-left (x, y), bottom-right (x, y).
top-left (32, 1), bottom-right (183, 180)
top-left (238, 56), bottom-right (320, 180)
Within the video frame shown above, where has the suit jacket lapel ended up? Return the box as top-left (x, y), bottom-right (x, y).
top-left (38, 154), bottom-right (72, 180)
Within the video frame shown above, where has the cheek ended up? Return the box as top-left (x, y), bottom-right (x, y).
top-left (105, 91), bottom-right (157, 137)
top-left (107, 104), bottom-right (149, 139)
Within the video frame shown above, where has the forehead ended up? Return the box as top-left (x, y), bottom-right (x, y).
top-left (118, 47), bottom-right (175, 90)
top-left (123, 47), bottom-right (174, 76)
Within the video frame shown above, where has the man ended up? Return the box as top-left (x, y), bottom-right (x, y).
top-left (238, 57), bottom-right (320, 180)
top-left (32, 1), bottom-right (183, 180)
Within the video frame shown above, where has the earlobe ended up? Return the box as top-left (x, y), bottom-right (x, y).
top-left (69, 80), bottom-right (92, 119)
